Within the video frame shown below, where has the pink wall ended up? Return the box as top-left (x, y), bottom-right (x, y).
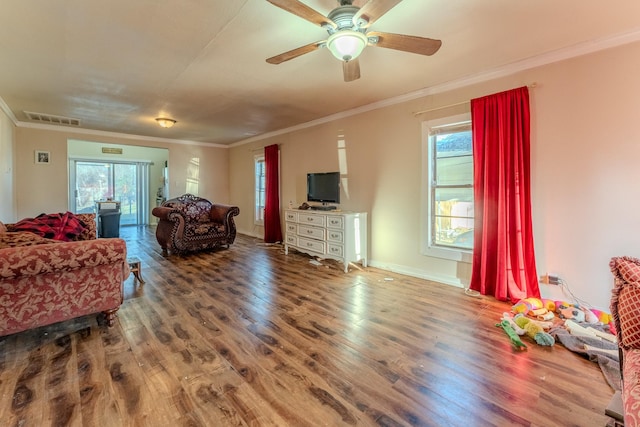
top-left (230, 41), bottom-right (640, 311)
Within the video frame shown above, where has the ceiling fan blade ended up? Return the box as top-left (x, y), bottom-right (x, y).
top-left (353, 0), bottom-right (402, 28)
top-left (266, 41), bottom-right (324, 64)
top-left (368, 31), bottom-right (442, 56)
top-left (266, 0), bottom-right (336, 28)
top-left (343, 59), bottom-right (361, 82)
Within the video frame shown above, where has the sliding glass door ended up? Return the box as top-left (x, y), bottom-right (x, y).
top-left (70, 160), bottom-right (149, 225)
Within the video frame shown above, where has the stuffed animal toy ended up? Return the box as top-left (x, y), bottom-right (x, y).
top-left (511, 298), bottom-right (542, 315)
top-left (512, 298), bottom-right (557, 316)
top-left (496, 319), bottom-right (527, 351)
top-left (580, 307), bottom-right (599, 324)
top-left (514, 314), bottom-right (555, 346)
top-left (502, 313), bottom-right (525, 335)
top-left (557, 304), bottom-right (585, 322)
top-left (554, 300), bottom-right (573, 309)
top-left (542, 299), bottom-right (558, 312)
top-left (555, 303), bottom-right (613, 325)
top-left (587, 308), bottom-right (613, 325)
top-left (530, 307), bottom-right (555, 321)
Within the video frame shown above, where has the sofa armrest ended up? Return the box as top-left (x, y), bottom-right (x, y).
top-left (75, 213), bottom-right (97, 240)
top-left (610, 256), bottom-right (640, 354)
top-left (152, 206), bottom-right (180, 221)
top-left (209, 204), bottom-right (240, 225)
top-left (0, 238), bottom-right (128, 279)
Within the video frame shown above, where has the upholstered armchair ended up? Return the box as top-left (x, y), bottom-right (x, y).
top-left (610, 255), bottom-right (640, 426)
top-left (151, 194), bottom-right (239, 255)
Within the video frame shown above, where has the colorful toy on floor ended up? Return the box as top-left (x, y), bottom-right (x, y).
top-left (513, 297), bottom-right (614, 329)
top-left (553, 302), bottom-right (613, 325)
top-left (496, 319), bottom-right (527, 350)
top-left (502, 312), bottom-right (525, 335)
top-left (557, 304), bottom-right (586, 322)
top-left (580, 307), bottom-right (600, 324)
top-left (511, 298), bottom-right (557, 319)
top-left (586, 308), bottom-right (613, 325)
top-left (514, 314), bottom-right (555, 346)
top-left (511, 297), bottom-right (543, 314)
top-left (530, 307), bottom-right (555, 321)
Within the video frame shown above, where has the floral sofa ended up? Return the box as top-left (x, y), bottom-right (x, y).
top-left (610, 255), bottom-right (640, 426)
top-left (152, 194), bottom-right (240, 255)
top-left (0, 213), bottom-right (129, 337)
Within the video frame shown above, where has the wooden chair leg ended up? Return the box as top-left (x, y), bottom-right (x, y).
top-left (127, 258), bottom-right (145, 284)
top-left (102, 308), bottom-right (119, 327)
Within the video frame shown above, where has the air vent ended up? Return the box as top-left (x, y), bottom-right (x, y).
top-left (24, 111), bottom-right (81, 126)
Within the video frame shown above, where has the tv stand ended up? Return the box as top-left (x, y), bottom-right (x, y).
top-left (310, 205), bottom-right (336, 211)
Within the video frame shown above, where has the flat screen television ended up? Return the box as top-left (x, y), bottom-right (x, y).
top-left (307, 172), bottom-right (340, 205)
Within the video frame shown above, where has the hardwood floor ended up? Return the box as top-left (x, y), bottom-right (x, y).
top-left (0, 226), bottom-right (614, 426)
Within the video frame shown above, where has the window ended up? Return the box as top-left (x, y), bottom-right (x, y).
top-left (422, 114), bottom-right (474, 257)
top-left (70, 160), bottom-right (149, 226)
top-left (254, 155), bottom-right (265, 224)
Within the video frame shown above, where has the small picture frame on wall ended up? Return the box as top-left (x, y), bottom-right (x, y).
top-left (35, 150), bottom-right (50, 164)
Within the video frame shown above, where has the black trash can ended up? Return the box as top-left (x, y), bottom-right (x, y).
top-left (98, 211), bottom-right (121, 238)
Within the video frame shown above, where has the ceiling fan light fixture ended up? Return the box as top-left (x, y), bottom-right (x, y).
top-left (155, 117), bottom-right (176, 128)
top-left (327, 30), bottom-right (367, 61)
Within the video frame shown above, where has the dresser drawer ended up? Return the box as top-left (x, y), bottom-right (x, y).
top-left (285, 211), bottom-right (298, 222)
top-left (285, 223), bottom-right (297, 234)
top-left (297, 225), bottom-right (325, 240)
top-left (297, 237), bottom-right (325, 254)
top-left (285, 234), bottom-right (297, 245)
top-left (298, 213), bottom-right (326, 227)
top-left (327, 243), bottom-right (344, 257)
top-left (326, 216), bottom-right (344, 229)
top-left (327, 229), bottom-right (344, 243)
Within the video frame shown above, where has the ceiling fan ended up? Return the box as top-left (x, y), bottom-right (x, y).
top-left (265, 0), bottom-right (442, 82)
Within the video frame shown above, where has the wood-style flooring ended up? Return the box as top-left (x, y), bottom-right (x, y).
top-left (0, 226), bottom-right (615, 426)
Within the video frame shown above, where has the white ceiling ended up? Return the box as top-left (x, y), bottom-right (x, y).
top-left (1, 0), bottom-right (640, 146)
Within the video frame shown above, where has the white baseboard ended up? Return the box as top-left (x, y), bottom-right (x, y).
top-left (237, 231), bottom-right (465, 289)
top-left (367, 260), bottom-right (465, 289)
top-left (237, 229), bottom-right (263, 239)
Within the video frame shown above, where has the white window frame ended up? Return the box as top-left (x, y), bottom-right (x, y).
top-left (69, 158), bottom-right (150, 226)
top-left (254, 154), bottom-right (265, 225)
top-left (421, 113), bottom-right (473, 262)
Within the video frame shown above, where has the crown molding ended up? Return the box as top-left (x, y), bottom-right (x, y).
top-left (0, 97), bottom-right (18, 125)
top-left (14, 120), bottom-right (228, 148)
top-left (233, 26), bottom-right (640, 147)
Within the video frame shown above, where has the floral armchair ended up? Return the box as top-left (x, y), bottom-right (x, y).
top-left (151, 194), bottom-right (240, 255)
top-left (610, 255), bottom-right (640, 426)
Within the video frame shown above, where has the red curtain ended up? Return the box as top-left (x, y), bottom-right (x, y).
top-left (469, 87), bottom-right (539, 302)
top-left (263, 144), bottom-right (282, 243)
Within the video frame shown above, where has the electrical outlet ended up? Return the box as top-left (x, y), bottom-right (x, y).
top-left (540, 273), bottom-right (561, 285)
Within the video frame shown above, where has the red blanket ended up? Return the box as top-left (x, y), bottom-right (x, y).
top-left (12, 212), bottom-right (87, 242)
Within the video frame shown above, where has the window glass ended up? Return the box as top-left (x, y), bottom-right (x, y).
top-left (255, 156), bottom-right (265, 224)
top-left (430, 124), bottom-right (473, 250)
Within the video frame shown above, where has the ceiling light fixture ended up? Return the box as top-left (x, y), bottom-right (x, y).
top-left (155, 117), bottom-right (176, 128)
top-left (326, 30), bottom-right (368, 61)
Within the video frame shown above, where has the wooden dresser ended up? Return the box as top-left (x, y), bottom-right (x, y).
top-left (284, 209), bottom-right (367, 273)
